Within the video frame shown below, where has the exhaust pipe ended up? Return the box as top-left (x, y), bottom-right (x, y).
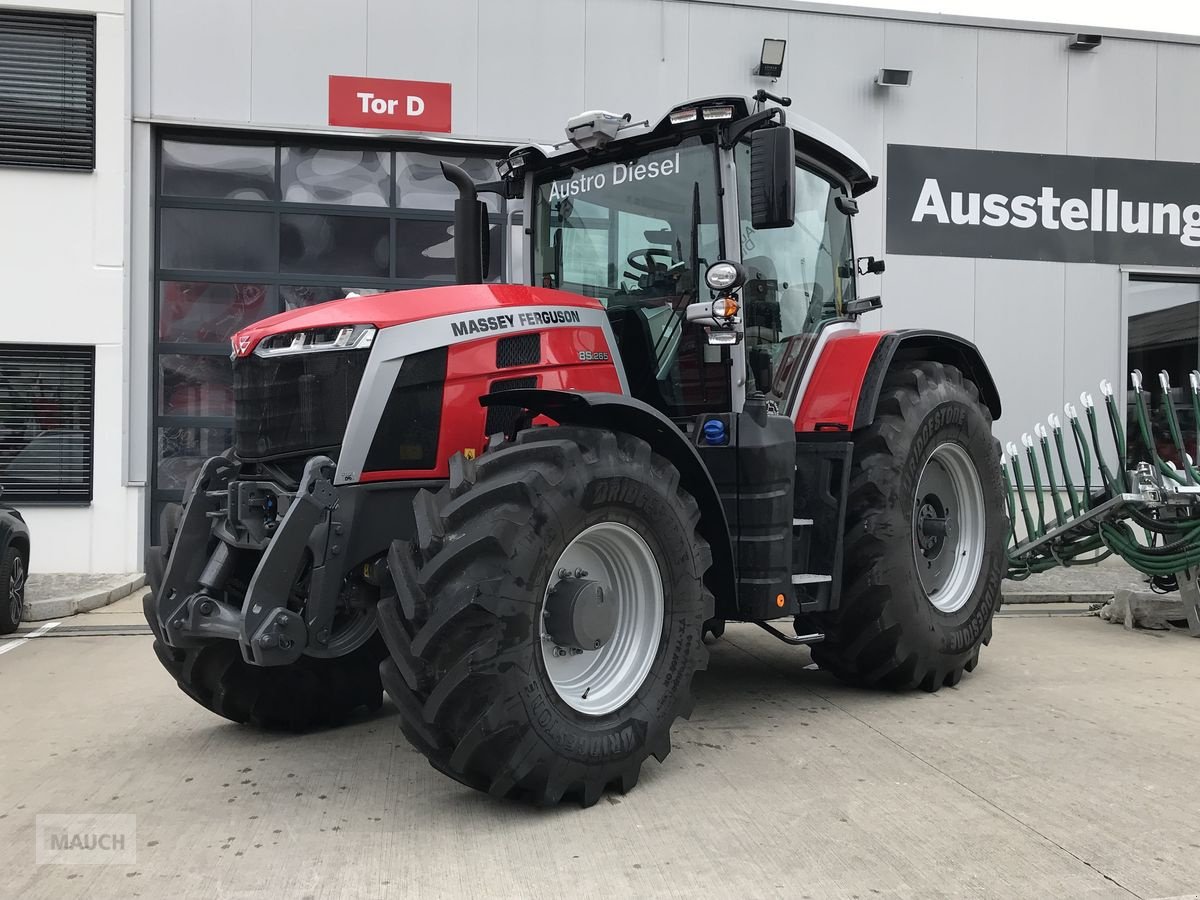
top-left (440, 162), bottom-right (484, 285)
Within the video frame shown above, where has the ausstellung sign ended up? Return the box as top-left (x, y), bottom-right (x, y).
top-left (886, 144), bottom-right (1200, 267)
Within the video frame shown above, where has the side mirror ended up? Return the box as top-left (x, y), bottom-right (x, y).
top-left (857, 256), bottom-right (886, 276)
top-left (749, 127), bottom-right (795, 229)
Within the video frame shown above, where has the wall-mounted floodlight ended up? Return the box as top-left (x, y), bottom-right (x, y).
top-left (875, 68), bottom-right (913, 87)
top-left (754, 38), bottom-right (787, 79)
top-left (1068, 33), bottom-right (1102, 51)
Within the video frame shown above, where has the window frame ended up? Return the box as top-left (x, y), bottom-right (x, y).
top-left (0, 10), bottom-right (96, 172)
top-left (0, 342), bottom-right (95, 505)
top-left (149, 127), bottom-right (511, 532)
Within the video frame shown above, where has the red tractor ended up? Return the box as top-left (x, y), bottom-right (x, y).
top-left (146, 93), bottom-right (1006, 807)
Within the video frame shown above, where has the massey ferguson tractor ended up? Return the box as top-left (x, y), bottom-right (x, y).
top-left (145, 92), bottom-right (1007, 807)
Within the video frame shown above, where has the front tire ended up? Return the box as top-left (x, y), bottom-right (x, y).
top-left (811, 361), bottom-right (1005, 691)
top-left (378, 427), bottom-right (713, 807)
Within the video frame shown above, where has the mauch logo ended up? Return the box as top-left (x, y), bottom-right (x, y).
top-left (887, 144), bottom-right (1200, 268)
top-left (36, 814), bottom-right (137, 865)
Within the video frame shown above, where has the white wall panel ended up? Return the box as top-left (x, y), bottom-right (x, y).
top-left (366, 0), bottom-right (480, 137)
top-left (685, 1), bottom-right (788, 99)
top-left (975, 259), bottom-right (1065, 447)
top-left (787, 11), bottom-right (886, 260)
top-left (92, 10), bottom-right (125, 267)
top-left (878, 254), bottom-right (974, 340)
top-left (583, 0), bottom-right (689, 119)
top-left (476, 0), bottom-right (586, 143)
top-left (1066, 38), bottom-right (1156, 159)
top-left (880, 21), bottom-right (976, 150)
top-left (150, 0), bottom-right (252, 122)
top-left (252, 0), bottom-right (367, 128)
top-left (1155, 43), bottom-right (1200, 163)
top-left (977, 30), bottom-right (1068, 154)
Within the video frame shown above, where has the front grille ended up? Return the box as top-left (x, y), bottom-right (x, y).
top-left (233, 350), bottom-right (369, 460)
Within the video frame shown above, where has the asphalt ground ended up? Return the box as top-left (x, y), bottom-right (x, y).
top-left (1, 594), bottom-right (1198, 900)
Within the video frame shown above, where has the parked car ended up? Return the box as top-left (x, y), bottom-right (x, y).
top-left (0, 484), bottom-right (30, 634)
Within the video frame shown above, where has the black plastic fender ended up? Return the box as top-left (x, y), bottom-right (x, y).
top-left (479, 388), bottom-right (738, 614)
top-left (853, 329), bottom-right (1002, 430)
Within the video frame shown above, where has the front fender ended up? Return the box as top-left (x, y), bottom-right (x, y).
top-left (480, 389), bottom-right (737, 614)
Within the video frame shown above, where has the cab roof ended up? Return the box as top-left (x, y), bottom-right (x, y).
top-left (508, 95), bottom-right (877, 197)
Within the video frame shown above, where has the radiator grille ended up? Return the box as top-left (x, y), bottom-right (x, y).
top-left (496, 333), bottom-right (540, 368)
top-left (363, 348), bottom-right (447, 472)
top-left (484, 376), bottom-right (537, 438)
top-left (233, 350), bottom-right (368, 460)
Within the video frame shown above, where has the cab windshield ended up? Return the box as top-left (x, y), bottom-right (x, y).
top-left (532, 135), bottom-right (728, 416)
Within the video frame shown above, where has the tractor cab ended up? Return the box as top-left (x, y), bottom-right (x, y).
top-left (501, 94), bottom-right (878, 421)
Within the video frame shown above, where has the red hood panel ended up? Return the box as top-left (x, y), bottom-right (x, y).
top-left (231, 284), bottom-right (604, 356)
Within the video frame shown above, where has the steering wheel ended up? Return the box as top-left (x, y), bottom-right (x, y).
top-left (625, 248), bottom-right (676, 275)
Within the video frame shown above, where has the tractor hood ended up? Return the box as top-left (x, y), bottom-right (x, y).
top-left (230, 284), bottom-right (604, 358)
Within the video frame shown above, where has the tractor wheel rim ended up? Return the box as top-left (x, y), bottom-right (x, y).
top-left (541, 522), bottom-right (664, 716)
top-left (913, 442), bottom-right (985, 613)
top-left (10, 555), bottom-right (25, 624)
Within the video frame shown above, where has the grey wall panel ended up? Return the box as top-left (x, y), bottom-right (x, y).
top-left (131, 0), bottom-right (151, 119)
top-left (685, 1), bottom-right (789, 99)
top-left (975, 259), bottom-right (1065, 445)
top-left (252, 0), bottom-right (367, 128)
top-left (786, 11), bottom-right (886, 259)
top-left (880, 21), bottom-right (977, 150)
top-left (977, 30), bottom-right (1068, 154)
top-left (1059, 264), bottom-right (1122, 480)
top-left (477, 0), bottom-right (586, 143)
top-left (879, 254), bottom-right (974, 339)
top-left (1063, 264), bottom-right (1122, 401)
top-left (366, 0), bottom-right (480, 137)
top-left (583, 0), bottom-right (689, 118)
top-left (1155, 43), bottom-right (1200, 163)
top-left (149, 0), bottom-right (251, 122)
top-left (127, 122), bottom-right (153, 486)
top-left (1066, 39), bottom-right (1157, 159)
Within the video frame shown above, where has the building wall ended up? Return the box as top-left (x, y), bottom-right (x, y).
top-left (0, 0), bottom-right (136, 573)
top-left (109, 0), bottom-right (1200, 571)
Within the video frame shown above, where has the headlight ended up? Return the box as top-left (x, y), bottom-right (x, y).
top-left (252, 324), bottom-right (377, 358)
top-left (705, 261), bottom-right (744, 292)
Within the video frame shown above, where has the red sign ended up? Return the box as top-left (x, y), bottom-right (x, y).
top-left (328, 76), bottom-right (452, 132)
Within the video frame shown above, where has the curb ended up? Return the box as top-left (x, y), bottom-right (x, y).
top-left (1001, 590), bottom-right (1114, 605)
top-left (23, 574), bottom-right (147, 622)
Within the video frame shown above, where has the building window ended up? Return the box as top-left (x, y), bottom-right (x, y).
top-left (151, 131), bottom-right (508, 529)
top-left (0, 344), bottom-right (95, 504)
top-left (0, 10), bottom-right (96, 171)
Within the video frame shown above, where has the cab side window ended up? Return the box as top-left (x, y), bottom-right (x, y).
top-left (735, 142), bottom-right (856, 349)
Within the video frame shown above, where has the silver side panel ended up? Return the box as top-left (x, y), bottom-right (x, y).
top-left (334, 305), bottom-right (624, 485)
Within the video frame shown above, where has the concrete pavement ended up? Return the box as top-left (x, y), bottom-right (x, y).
top-left (1, 612), bottom-right (1198, 899)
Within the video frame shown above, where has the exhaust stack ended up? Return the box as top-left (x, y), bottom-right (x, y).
top-left (440, 162), bottom-right (485, 285)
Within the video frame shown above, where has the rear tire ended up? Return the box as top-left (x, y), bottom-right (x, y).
top-left (378, 427), bottom-right (713, 807)
top-left (0, 546), bottom-right (26, 635)
top-left (811, 361), bottom-right (1005, 691)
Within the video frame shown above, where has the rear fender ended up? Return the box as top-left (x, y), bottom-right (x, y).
top-left (794, 329), bottom-right (1001, 432)
top-left (853, 330), bottom-right (1002, 429)
top-left (480, 388), bottom-right (738, 616)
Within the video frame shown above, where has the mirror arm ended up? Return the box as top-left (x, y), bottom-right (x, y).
top-left (722, 107), bottom-right (782, 149)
